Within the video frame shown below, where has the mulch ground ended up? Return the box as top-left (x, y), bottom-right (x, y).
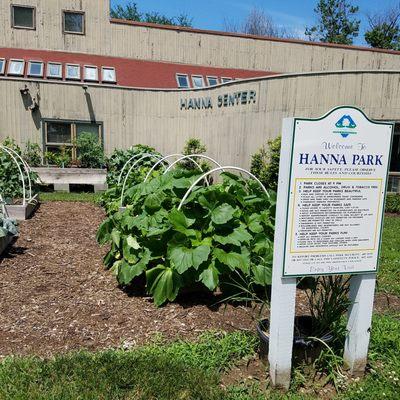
top-left (0, 202), bottom-right (258, 358)
top-left (0, 202), bottom-right (398, 359)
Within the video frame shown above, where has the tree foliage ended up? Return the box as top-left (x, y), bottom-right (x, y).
top-left (111, 1), bottom-right (192, 27)
top-left (305, 0), bottom-right (360, 45)
top-left (364, 5), bottom-right (400, 50)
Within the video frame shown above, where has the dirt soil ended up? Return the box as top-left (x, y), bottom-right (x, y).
top-left (0, 202), bottom-right (398, 358)
top-left (0, 202), bottom-right (260, 357)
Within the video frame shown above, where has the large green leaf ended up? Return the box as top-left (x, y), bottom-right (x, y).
top-left (248, 213), bottom-right (264, 233)
top-left (198, 262), bottom-right (219, 291)
top-left (214, 224), bottom-right (252, 246)
top-left (118, 249), bottom-right (151, 285)
top-left (144, 193), bottom-right (163, 212)
top-left (213, 247), bottom-right (250, 273)
top-left (168, 208), bottom-right (195, 230)
top-left (169, 245), bottom-right (210, 273)
top-left (211, 203), bottom-right (236, 225)
top-left (96, 218), bottom-right (113, 244)
top-left (252, 264), bottom-right (272, 286)
top-left (111, 228), bottom-right (121, 247)
top-left (146, 265), bottom-right (182, 306)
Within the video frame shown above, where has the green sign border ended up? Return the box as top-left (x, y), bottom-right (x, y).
top-left (282, 106), bottom-right (394, 278)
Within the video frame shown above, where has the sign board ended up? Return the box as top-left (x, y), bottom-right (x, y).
top-left (282, 107), bottom-right (393, 277)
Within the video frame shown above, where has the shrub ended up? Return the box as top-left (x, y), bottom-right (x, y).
top-left (180, 138), bottom-right (212, 173)
top-left (75, 133), bottom-right (104, 169)
top-left (250, 136), bottom-right (281, 191)
top-left (23, 141), bottom-right (42, 167)
top-left (385, 193), bottom-right (400, 213)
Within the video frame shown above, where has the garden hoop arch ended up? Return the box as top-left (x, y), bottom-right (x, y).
top-left (0, 145), bottom-right (35, 207)
top-left (117, 152), bottom-right (166, 186)
top-left (120, 153), bottom-right (170, 207)
top-left (178, 166), bottom-right (270, 211)
top-left (143, 153), bottom-right (185, 183)
top-left (163, 154), bottom-right (223, 174)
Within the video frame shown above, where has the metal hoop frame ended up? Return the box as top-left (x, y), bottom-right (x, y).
top-left (177, 166), bottom-right (269, 210)
top-left (163, 154), bottom-right (223, 174)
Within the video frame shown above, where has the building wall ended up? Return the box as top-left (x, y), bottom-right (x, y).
top-left (2, 0), bottom-right (400, 72)
top-left (0, 71), bottom-right (399, 169)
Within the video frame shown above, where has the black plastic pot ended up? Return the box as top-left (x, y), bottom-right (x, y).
top-left (257, 316), bottom-right (334, 365)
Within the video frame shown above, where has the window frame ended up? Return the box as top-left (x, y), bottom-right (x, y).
top-left (221, 77), bottom-right (233, 83)
top-left (62, 10), bottom-right (85, 35)
top-left (8, 59), bottom-right (25, 76)
top-left (11, 4), bottom-right (36, 30)
top-left (84, 65), bottom-right (98, 82)
top-left (65, 63), bottom-right (81, 80)
top-left (43, 119), bottom-right (104, 163)
top-left (27, 60), bottom-right (44, 77)
top-left (191, 75), bottom-right (205, 89)
top-left (47, 62), bottom-right (63, 79)
top-left (0, 59), bottom-right (5, 75)
top-left (101, 66), bottom-right (116, 83)
top-left (176, 73), bottom-right (190, 89)
top-left (206, 76), bottom-right (219, 86)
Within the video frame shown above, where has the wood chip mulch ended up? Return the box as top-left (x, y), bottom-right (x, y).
top-left (0, 202), bottom-right (256, 358)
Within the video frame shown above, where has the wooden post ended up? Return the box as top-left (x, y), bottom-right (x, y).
top-left (268, 118), bottom-right (297, 390)
top-left (343, 274), bottom-right (377, 375)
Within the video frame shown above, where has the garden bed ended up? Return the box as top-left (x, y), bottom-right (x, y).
top-left (4, 194), bottom-right (40, 221)
top-left (32, 167), bottom-right (107, 193)
top-left (0, 201), bottom-right (255, 357)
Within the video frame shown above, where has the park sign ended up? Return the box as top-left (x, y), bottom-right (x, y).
top-left (281, 106), bottom-right (393, 277)
top-left (268, 107), bottom-right (393, 390)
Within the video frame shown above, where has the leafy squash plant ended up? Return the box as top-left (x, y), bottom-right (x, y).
top-left (0, 137), bottom-right (39, 203)
top-left (97, 168), bottom-right (276, 306)
top-left (100, 145), bottom-right (163, 214)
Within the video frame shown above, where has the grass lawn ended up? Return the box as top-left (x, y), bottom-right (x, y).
top-left (0, 314), bottom-right (399, 399)
top-left (378, 215), bottom-right (400, 296)
top-left (40, 191), bottom-right (102, 203)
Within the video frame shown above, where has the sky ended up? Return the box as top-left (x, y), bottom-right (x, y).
top-left (110, 0), bottom-right (398, 45)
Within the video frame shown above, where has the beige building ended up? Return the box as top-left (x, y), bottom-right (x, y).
top-left (0, 0), bottom-right (399, 190)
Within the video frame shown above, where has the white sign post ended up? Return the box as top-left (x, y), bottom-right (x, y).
top-left (268, 107), bottom-right (393, 389)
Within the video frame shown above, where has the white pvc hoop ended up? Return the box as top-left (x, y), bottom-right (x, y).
top-left (1, 145), bottom-right (35, 201)
top-left (0, 145), bottom-right (28, 206)
top-left (120, 153), bottom-right (169, 207)
top-left (143, 153), bottom-right (185, 183)
top-left (178, 166), bottom-right (270, 210)
top-left (117, 152), bottom-right (166, 186)
top-left (164, 154), bottom-right (223, 174)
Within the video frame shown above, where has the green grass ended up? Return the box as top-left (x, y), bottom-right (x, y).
top-left (378, 215), bottom-right (400, 296)
top-left (1, 315), bottom-right (400, 399)
top-left (40, 191), bottom-right (102, 203)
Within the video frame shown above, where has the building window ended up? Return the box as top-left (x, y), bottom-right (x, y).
top-left (207, 76), bottom-right (219, 86)
top-left (84, 66), bottom-right (98, 82)
top-left (63, 11), bottom-right (85, 34)
top-left (27, 61), bottom-right (44, 77)
top-left (221, 77), bottom-right (232, 83)
top-left (47, 62), bottom-right (62, 79)
top-left (176, 74), bottom-right (190, 88)
top-left (11, 5), bottom-right (35, 29)
top-left (8, 59), bottom-right (25, 76)
top-left (44, 120), bottom-right (102, 162)
top-left (0, 59), bottom-right (5, 75)
top-left (192, 75), bottom-right (205, 88)
top-left (66, 64), bottom-right (80, 80)
top-left (101, 67), bottom-right (116, 83)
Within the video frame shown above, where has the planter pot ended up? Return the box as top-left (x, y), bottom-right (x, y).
top-left (5, 194), bottom-right (40, 221)
top-left (0, 234), bottom-right (15, 255)
top-left (257, 316), bottom-right (334, 365)
top-left (32, 167), bottom-right (107, 192)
